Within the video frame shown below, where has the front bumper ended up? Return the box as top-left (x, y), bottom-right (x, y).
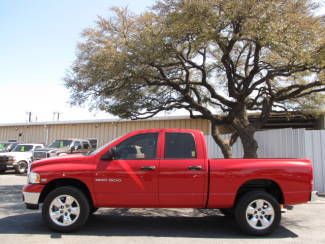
top-left (0, 161), bottom-right (15, 170)
top-left (23, 192), bottom-right (40, 205)
top-left (0, 163), bottom-right (6, 171)
top-left (22, 184), bottom-right (44, 209)
top-left (22, 192), bottom-right (41, 210)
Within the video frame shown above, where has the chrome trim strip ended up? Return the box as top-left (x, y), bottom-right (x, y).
top-left (23, 192), bottom-right (40, 205)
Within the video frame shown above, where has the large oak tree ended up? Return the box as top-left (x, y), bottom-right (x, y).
top-left (66, 0), bottom-right (325, 158)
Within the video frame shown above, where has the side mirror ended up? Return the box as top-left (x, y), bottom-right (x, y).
top-left (100, 147), bottom-right (117, 161)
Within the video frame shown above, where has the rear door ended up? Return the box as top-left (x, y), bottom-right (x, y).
top-left (158, 131), bottom-right (208, 207)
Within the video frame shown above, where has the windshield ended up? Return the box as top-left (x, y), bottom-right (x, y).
top-left (88, 136), bottom-right (122, 156)
top-left (12, 145), bottom-right (33, 152)
top-left (48, 140), bottom-right (73, 148)
top-left (0, 143), bottom-right (8, 152)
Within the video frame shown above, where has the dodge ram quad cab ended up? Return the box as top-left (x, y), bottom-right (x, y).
top-left (23, 129), bottom-right (315, 235)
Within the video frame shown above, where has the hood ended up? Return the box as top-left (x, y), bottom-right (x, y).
top-left (0, 152), bottom-right (10, 156)
top-left (31, 153), bottom-right (93, 172)
top-left (34, 147), bottom-right (69, 154)
top-left (0, 151), bottom-right (32, 161)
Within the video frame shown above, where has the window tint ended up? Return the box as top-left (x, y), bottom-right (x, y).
top-left (82, 141), bottom-right (90, 149)
top-left (48, 140), bottom-right (73, 148)
top-left (165, 133), bottom-right (197, 159)
top-left (74, 141), bottom-right (81, 147)
top-left (12, 145), bottom-right (34, 152)
top-left (88, 139), bottom-right (98, 149)
top-left (116, 133), bottom-right (158, 160)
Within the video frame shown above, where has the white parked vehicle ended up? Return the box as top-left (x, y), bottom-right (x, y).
top-left (0, 144), bottom-right (44, 174)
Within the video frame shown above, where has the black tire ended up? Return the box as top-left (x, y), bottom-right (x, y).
top-left (90, 207), bottom-right (98, 215)
top-left (42, 186), bottom-right (90, 232)
top-left (234, 191), bottom-right (281, 236)
top-left (14, 161), bottom-right (28, 174)
top-left (0, 169), bottom-right (5, 174)
top-left (219, 208), bottom-right (234, 217)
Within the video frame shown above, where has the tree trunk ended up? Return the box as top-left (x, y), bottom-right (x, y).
top-left (232, 113), bottom-right (258, 158)
top-left (238, 125), bottom-right (258, 158)
top-left (211, 121), bottom-right (233, 158)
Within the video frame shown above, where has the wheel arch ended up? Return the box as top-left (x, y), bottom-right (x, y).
top-left (39, 178), bottom-right (95, 207)
top-left (235, 179), bottom-right (284, 205)
top-left (17, 160), bottom-right (28, 163)
top-left (16, 159), bottom-right (28, 165)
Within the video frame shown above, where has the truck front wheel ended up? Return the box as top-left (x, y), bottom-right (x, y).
top-left (42, 186), bottom-right (90, 232)
top-left (15, 161), bottom-right (28, 174)
top-left (234, 191), bottom-right (281, 236)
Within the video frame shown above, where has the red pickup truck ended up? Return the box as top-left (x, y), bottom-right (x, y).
top-left (23, 129), bottom-right (315, 235)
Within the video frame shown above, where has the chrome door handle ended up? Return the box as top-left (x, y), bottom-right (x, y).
top-left (141, 166), bottom-right (156, 171)
top-left (188, 165), bottom-right (203, 171)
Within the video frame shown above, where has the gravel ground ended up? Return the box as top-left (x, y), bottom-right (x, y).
top-left (0, 172), bottom-right (324, 244)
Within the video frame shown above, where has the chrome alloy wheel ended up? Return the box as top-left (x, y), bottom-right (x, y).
top-left (49, 195), bottom-right (80, 226)
top-left (18, 161), bottom-right (28, 173)
top-left (245, 199), bottom-right (275, 230)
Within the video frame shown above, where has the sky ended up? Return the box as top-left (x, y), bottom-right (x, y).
top-left (0, 1), bottom-right (324, 124)
top-left (0, 0), bottom-right (155, 124)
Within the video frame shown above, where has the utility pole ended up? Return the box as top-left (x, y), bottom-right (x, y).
top-left (26, 112), bottom-right (32, 123)
top-left (53, 112), bottom-right (62, 121)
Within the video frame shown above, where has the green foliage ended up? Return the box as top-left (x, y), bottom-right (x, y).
top-left (65, 0), bottom-right (325, 157)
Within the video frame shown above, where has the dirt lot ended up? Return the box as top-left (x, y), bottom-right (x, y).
top-left (0, 172), bottom-right (324, 244)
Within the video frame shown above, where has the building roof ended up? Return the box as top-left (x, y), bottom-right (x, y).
top-left (0, 112), bottom-right (322, 129)
top-left (0, 115), bottom-right (191, 127)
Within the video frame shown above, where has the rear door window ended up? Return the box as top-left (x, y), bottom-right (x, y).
top-left (165, 133), bottom-right (197, 159)
top-left (82, 141), bottom-right (91, 149)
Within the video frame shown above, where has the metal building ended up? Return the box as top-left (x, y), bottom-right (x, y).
top-left (0, 116), bottom-right (210, 146)
top-left (0, 113), bottom-right (323, 147)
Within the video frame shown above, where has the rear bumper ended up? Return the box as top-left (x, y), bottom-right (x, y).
top-left (310, 191), bottom-right (318, 202)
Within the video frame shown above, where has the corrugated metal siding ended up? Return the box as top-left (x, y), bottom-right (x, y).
top-left (0, 118), bottom-right (210, 146)
top-left (207, 128), bottom-right (325, 193)
top-left (305, 130), bottom-right (325, 193)
top-left (206, 128), bottom-right (307, 158)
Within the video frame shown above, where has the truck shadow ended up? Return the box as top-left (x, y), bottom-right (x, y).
top-left (0, 185), bottom-right (298, 239)
top-left (0, 211), bottom-right (298, 239)
top-left (87, 209), bottom-right (298, 239)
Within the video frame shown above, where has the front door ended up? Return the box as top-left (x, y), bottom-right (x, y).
top-left (95, 133), bottom-right (160, 207)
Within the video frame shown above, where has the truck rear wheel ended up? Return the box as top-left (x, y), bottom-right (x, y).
top-left (42, 186), bottom-right (90, 232)
top-left (234, 191), bottom-right (281, 236)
